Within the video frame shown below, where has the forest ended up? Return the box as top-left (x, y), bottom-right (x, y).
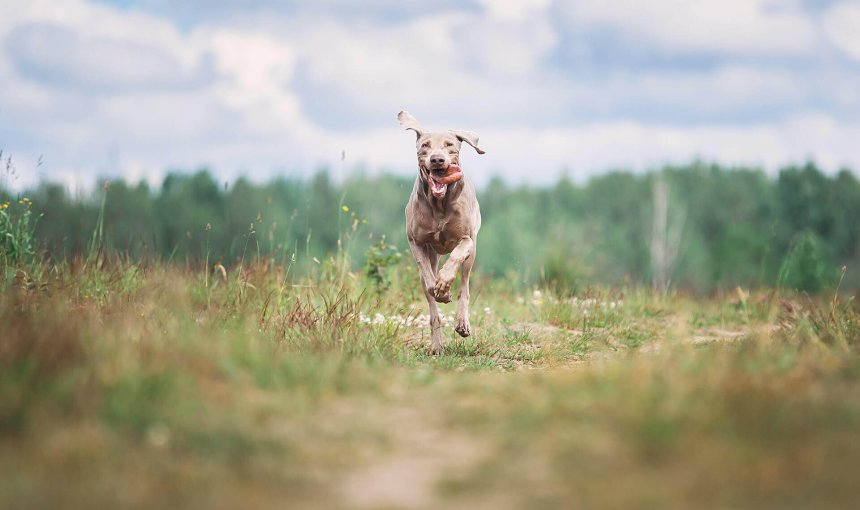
top-left (3, 160), bottom-right (858, 293)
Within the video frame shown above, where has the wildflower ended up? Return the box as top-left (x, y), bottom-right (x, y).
top-left (146, 423), bottom-right (170, 449)
top-left (361, 219), bottom-right (367, 224)
top-left (341, 205), bottom-right (349, 212)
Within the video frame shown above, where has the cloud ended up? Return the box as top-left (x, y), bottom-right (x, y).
top-left (433, 113), bottom-right (860, 186)
top-left (0, 0), bottom-right (858, 193)
top-left (558, 0), bottom-right (818, 57)
top-left (476, 0), bottom-right (552, 21)
top-left (8, 23), bottom-right (213, 92)
top-left (821, 1), bottom-right (860, 62)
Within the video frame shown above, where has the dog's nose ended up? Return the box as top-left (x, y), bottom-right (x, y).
top-left (429, 154), bottom-right (446, 166)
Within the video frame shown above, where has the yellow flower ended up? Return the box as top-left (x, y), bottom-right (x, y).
top-left (361, 219), bottom-right (367, 224)
top-left (341, 205), bottom-right (349, 212)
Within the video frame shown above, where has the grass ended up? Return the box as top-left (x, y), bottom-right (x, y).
top-left (1, 257), bottom-right (859, 509)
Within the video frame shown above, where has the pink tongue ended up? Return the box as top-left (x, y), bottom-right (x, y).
top-left (431, 177), bottom-right (446, 193)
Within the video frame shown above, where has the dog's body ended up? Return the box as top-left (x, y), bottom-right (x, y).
top-left (398, 111), bottom-right (485, 354)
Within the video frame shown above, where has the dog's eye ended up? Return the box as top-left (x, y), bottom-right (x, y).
top-left (421, 142), bottom-right (431, 149)
top-left (444, 141), bottom-right (454, 147)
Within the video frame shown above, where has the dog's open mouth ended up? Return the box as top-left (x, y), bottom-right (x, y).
top-left (428, 173), bottom-right (448, 198)
top-left (427, 165), bottom-right (463, 199)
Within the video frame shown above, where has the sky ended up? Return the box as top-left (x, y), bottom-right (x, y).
top-left (1, 0), bottom-right (859, 191)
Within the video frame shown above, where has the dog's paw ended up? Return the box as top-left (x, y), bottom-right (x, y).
top-left (455, 316), bottom-right (471, 337)
top-left (433, 288), bottom-right (452, 303)
top-left (428, 343), bottom-right (443, 355)
top-left (433, 277), bottom-right (453, 303)
top-left (425, 286), bottom-right (449, 303)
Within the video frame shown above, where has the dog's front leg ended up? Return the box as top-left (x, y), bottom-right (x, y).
top-left (408, 239), bottom-right (444, 354)
top-left (434, 236), bottom-right (473, 304)
top-left (454, 241), bottom-right (476, 338)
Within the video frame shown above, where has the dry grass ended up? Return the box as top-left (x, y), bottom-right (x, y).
top-left (1, 261), bottom-right (859, 509)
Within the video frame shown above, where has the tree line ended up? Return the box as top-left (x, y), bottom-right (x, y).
top-left (4, 161), bottom-right (858, 293)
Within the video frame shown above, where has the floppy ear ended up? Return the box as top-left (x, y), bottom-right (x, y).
top-left (397, 110), bottom-right (426, 139)
top-left (450, 130), bottom-right (486, 154)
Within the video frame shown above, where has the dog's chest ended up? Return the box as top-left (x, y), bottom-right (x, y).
top-left (429, 227), bottom-right (458, 254)
top-left (419, 214), bottom-right (464, 254)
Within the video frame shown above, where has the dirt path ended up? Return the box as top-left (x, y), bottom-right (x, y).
top-left (335, 317), bottom-right (781, 508)
top-left (338, 405), bottom-right (487, 510)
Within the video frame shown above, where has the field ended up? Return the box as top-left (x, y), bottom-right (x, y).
top-left (2, 257), bottom-right (860, 509)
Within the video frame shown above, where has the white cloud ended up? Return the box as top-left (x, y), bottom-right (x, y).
top-left (8, 23), bottom-right (207, 92)
top-left (206, 29), bottom-right (302, 132)
top-left (477, 0), bottom-right (552, 21)
top-left (821, 1), bottom-right (860, 62)
top-left (463, 113), bottom-right (860, 185)
top-left (0, 0), bottom-right (858, 194)
top-left (560, 0), bottom-right (818, 57)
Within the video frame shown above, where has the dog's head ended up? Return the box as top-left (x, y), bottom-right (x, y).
top-left (397, 110), bottom-right (485, 199)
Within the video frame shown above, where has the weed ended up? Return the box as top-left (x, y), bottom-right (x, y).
top-left (364, 236), bottom-right (403, 291)
top-left (0, 195), bottom-right (42, 272)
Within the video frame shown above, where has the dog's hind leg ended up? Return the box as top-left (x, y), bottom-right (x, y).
top-left (409, 240), bottom-right (444, 355)
top-left (454, 242), bottom-right (475, 338)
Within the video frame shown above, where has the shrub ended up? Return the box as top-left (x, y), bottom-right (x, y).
top-left (364, 237), bottom-right (403, 291)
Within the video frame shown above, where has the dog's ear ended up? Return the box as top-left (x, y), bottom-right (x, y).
top-left (397, 111), bottom-right (426, 139)
top-left (450, 130), bottom-right (486, 154)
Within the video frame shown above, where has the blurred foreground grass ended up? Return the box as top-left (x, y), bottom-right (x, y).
top-left (1, 260), bottom-right (859, 509)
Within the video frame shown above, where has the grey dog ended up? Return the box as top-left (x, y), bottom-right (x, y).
top-left (398, 110), bottom-right (485, 355)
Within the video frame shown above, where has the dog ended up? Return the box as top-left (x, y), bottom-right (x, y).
top-left (398, 110), bottom-right (485, 355)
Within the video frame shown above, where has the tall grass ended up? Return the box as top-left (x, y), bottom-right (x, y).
top-left (86, 182), bottom-right (109, 266)
top-left (0, 195), bottom-right (42, 273)
top-left (1, 254), bottom-right (859, 508)
top-left (2, 184), bottom-right (859, 508)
